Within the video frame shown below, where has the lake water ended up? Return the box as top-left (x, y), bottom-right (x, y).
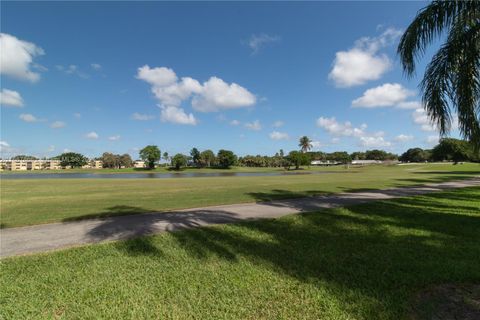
top-left (0, 171), bottom-right (340, 180)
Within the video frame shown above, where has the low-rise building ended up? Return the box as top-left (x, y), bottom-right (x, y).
top-left (0, 159), bottom-right (62, 171)
top-left (134, 160), bottom-right (145, 168)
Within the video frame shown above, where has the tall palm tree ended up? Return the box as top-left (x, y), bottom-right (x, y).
top-left (299, 136), bottom-right (312, 153)
top-left (397, 0), bottom-right (480, 148)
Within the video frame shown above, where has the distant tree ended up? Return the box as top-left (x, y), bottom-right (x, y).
top-left (217, 149), bottom-right (237, 168)
top-left (58, 152), bottom-right (88, 168)
top-left (299, 136), bottom-right (312, 153)
top-left (431, 138), bottom-right (478, 163)
top-left (162, 152), bottom-right (169, 165)
top-left (199, 150), bottom-right (216, 167)
top-left (279, 149), bottom-right (284, 158)
top-left (101, 152), bottom-right (119, 168)
top-left (350, 152), bottom-right (366, 160)
top-left (399, 148), bottom-right (429, 163)
top-left (365, 149), bottom-right (389, 161)
top-left (139, 145), bottom-right (161, 169)
top-left (287, 151), bottom-right (310, 169)
top-left (171, 153), bottom-right (187, 170)
top-left (11, 155), bottom-right (38, 160)
top-left (119, 154), bottom-right (133, 168)
top-left (190, 148), bottom-right (200, 166)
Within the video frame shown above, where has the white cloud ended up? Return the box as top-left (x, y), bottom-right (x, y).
top-left (85, 131), bottom-right (99, 139)
top-left (317, 116), bottom-right (392, 148)
top-left (397, 101), bottom-right (422, 109)
top-left (50, 121), bottom-right (66, 129)
top-left (136, 65), bottom-right (177, 87)
top-left (328, 28), bottom-right (402, 87)
top-left (425, 135), bottom-right (439, 145)
top-left (191, 77), bottom-right (256, 112)
top-left (19, 113), bottom-right (39, 122)
top-left (412, 108), bottom-right (437, 132)
top-left (230, 119), bottom-right (241, 126)
top-left (108, 135), bottom-right (121, 141)
top-left (63, 148), bottom-right (73, 153)
top-left (316, 117), bottom-right (366, 137)
top-left (269, 131), bottom-right (289, 140)
top-left (73, 112), bottom-right (81, 119)
top-left (136, 65), bottom-right (256, 124)
top-left (91, 63), bottom-right (101, 70)
top-left (310, 141), bottom-right (324, 149)
top-left (131, 112), bottom-right (155, 121)
top-left (0, 33), bottom-right (44, 82)
top-left (160, 105), bottom-right (197, 125)
top-left (0, 141), bottom-right (10, 149)
top-left (273, 120), bottom-right (284, 128)
top-left (56, 64), bottom-right (89, 78)
top-left (359, 136), bottom-right (392, 148)
top-left (0, 89), bottom-right (24, 107)
top-left (245, 120), bottom-right (262, 131)
top-left (394, 134), bottom-right (414, 142)
top-left (245, 33), bottom-right (281, 54)
top-left (351, 83), bottom-right (416, 108)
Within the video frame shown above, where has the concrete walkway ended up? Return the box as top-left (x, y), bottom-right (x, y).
top-left (1, 178), bottom-right (479, 258)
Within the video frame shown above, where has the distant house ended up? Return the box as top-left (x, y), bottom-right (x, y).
top-left (310, 160), bottom-right (341, 166)
top-left (134, 160), bottom-right (145, 168)
top-left (351, 160), bottom-right (383, 165)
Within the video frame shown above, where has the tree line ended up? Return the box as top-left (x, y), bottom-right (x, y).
top-left (6, 137), bottom-right (478, 169)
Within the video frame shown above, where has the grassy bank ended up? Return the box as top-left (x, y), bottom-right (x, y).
top-left (1, 163), bottom-right (478, 228)
top-left (1, 187), bottom-right (479, 319)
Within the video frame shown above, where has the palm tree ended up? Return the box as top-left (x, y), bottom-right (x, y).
top-left (397, 0), bottom-right (480, 148)
top-left (299, 136), bottom-right (312, 153)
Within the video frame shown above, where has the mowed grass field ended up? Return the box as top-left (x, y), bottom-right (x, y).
top-left (1, 187), bottom-right (479, 319)
top-left (1, 163), bottom-right (479, 228)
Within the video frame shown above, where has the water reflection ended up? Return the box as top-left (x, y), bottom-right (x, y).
top-left (0, 170), bottom-right (339, 180)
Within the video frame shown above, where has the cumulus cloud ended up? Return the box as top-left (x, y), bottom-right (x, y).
top-left (108, 135), bottom-right (121, 141)
top-left (160, 105), bottom-right (197, 125)
top-left (245, 120), bottom-right (262, 131)
top-left (269, 131), bottom-right (289, 140)
top-left (56, 64), bottom-right (89, 78)
top-left (412, 108), bottom-right (437, 132)
top-left (85, 131), bottom-right (99, 139)
top-left (425, 135), bottom-right (439, 145)
top-left (0, 89), bottom-right (24, 107)
top-left (136, 65), bottom-right (255, 125)
top-left (351, 83), bottom-right (416, 108)
top-left (73, 112), bottom-right (81, 119)
top-left (131, 112), bottom-right (155, 121)
top-left (316, 117), bottom-right (367, 137)
top-left (273, 120), bottom-right (284, 128)
top-left (19, 113), bottom-right (39, 122)
top-left (317, 116), bottom-right (391, 148)
top-left (91, 63), bottom-right (102, 70)
top-left (0, 33), bottom-right (44, 82)
top-left (230, 119), bottom-right (241, 126)
top-left (50, 121), bottom-right (66, 129)
top-left (394, 134), bottom-right (414, 142)
top-left (191, 77), bottom-right (256, 112)
top-left (359, 136), bottom-right (392, 148)
top-left (328, 28), bottom-right (402, 87)
top-left (245, 33), bottom-right (281, 54)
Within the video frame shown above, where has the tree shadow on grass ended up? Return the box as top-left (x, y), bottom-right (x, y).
top-left (161, 190), bottom-right (480, 318)
top-left (62, 205), bottom-right (153, 222)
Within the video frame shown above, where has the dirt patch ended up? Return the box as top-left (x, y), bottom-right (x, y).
top-left (410, 283), bottom-right (480, 320)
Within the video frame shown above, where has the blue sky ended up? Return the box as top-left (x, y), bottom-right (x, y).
top-left (1, 1), bottom-right (457, 159)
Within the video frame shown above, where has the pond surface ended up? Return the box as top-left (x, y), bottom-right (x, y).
top-left (0, 171), bottom-right (341, 180)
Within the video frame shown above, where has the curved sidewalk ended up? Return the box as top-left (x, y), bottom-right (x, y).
top-left (1, 178), bottom-right (479, 258)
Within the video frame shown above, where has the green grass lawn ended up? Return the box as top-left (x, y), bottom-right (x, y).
top-left (1, 163), bottom-right (479, 228)
top-left (1, 187), bottom-right (479, 319)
